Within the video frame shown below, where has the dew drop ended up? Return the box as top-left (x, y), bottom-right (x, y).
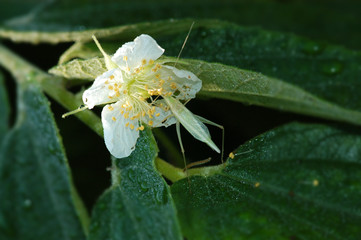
top-left (321, 61), bottom-right (343, 75)
top-left (154, 190), bottom-right (162, 204)
top-left (127, 169), bottom-right (136, 182)
top-left (154, 187), bottom-right (168, 205)
top-left (140, 182), bottom-right (149, 192)
top-left (23, 199), bottom-right (32, 209)
top-left (302, 41), bottom-right (323, 55)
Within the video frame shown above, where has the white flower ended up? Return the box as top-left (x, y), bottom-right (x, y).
top-left (83, 34), bottom-right (210, 158)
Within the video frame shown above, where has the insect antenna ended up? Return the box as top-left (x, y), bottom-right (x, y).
top-left (174, 21), bottom-right (195, 68)
top-left (172, 21), bottom-right (195, 190)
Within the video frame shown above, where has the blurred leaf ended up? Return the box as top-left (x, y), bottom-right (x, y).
top-left (0, 18), bottom-right (223, 44)
top-left (88, 128), bottom-right (182, 240)
top-left (0, 71), bottom-right (9, 143)
top-left (0, 0), bottom-right (361, 49)
top-left (171, 122), bottom-right (361, 240)
top-left (0, 81), bottom-right (88, 239)
top-left (159, 26), bottom-right (361, 114)
top-left (0, 0), bottom-right (40, 22)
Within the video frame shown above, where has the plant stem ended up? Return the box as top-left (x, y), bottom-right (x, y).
top-left (152, 128), bottom-right (184, 166)
top-left (0, 43), bottom-right (103, 136)
top-left (155, 157), bottom-right (226, 183)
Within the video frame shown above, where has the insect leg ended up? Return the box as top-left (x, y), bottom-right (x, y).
top-left (195, 115), bottom-right (225, 163)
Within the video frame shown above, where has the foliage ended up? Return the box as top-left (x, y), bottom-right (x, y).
top-left (0, 0), bottom-right (360, 239)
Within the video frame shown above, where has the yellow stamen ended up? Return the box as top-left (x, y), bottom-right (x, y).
top-left (229, 152), bottom-right (235, 159)
top-left (149, 59), bottom-right (154, 65)
top-left (108, 105), bottom-right (114, 111)
top-left (125, 122), bottom-right (129, 127)
top-left (139, 125), bottom-right (145, 131)
top-left (142, 59), bottom-right (147, 65)
top-left (148, 120), bottom-right (153, 126)
top-left (112, 117), bottom-right (116, 121)
top-left (155, 113), bottom-right (160, 117)
top-left (313, 179), bottom-right (319, 187)
top-left (109, 75), bottom-right (114, 80)
top-left (123, 56), bottom-right (128, 61)
top-left (254, 182), bottom-right (260, 188)
top-left (129, 124), bottom-right (134, 130)
top-left (170, 82), bottom-right (177, 89)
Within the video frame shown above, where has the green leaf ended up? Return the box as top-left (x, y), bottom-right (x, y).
top-left (0, 81), bottom-right (88, 239)
top-left (159, 25), bottom-right (361, 113)
top-left (0, 71), bottom-right (9, 143)
top-left (50, 57), bottom-right (106, 80)
top-left (171, 122), bottom-right (361, 240)
top-left (49, 57), bottom-right (361, 127)
top-left (181, 59), bottom-right (361, 126)
top-left (49, 21), bottom-right (361, 125)
top-left (1, 0), bottom-right (361, 49)
top-left (88, 128), bottom-right (182, 240)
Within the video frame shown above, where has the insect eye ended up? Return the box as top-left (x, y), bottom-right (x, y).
top-left (173, 90), bottom-right (180, 97)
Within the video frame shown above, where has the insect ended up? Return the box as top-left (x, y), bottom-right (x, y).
top-left (164, 22), bottom-right (225, 175)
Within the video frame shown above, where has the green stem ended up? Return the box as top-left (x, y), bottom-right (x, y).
top-left (152, 128), bottom-right (184, 166)
top-left (155, 157), bottom-right (226, 183)
top-left (0, 43), bottom-right (103, 137)
top-left (155, 157), bottom-right (186, 182)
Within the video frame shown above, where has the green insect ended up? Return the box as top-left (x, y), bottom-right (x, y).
top-left (164, 96), bottom-right (224, 164)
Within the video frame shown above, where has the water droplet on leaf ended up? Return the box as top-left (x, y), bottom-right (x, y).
top-left (321, 61), bottom-right (343, 75)
top-left (23, 199), bottom-right (32, 209)
top-left (127, 169), bottom-right (136, 182)
top-left (140, 182), bottom-right (149, 192)
top-left (302, 41), bottom-right (323, 55)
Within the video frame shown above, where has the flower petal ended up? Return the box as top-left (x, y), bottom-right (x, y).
top-left (158, 65), bottom-right (202, 100)
top-left (102, 101), bottom-right (140, 158)
top-left (83, 69), bottom-right (123, 109)
top-left (111, 34), bottom-right (164, 72)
